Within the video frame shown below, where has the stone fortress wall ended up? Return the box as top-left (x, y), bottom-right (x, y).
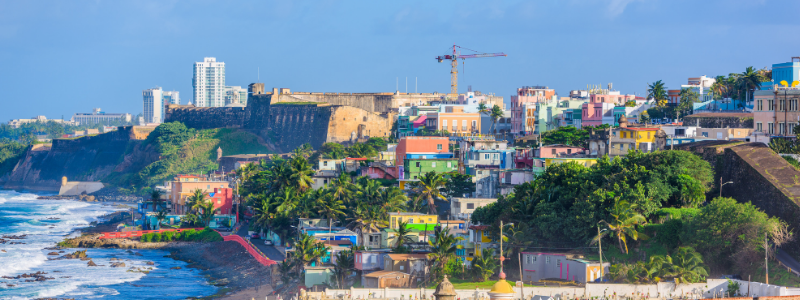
top-left (165, 89), bottom-right (399, 152)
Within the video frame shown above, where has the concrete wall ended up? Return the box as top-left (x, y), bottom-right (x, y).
top-left (323, 279), bottom-right (794, 300)
top-left (58, 181), bottom-right (104, 196)
top-left (684, 114), bottom-right (754, 128)
top-left (326, 106), bottom-right (395, 143)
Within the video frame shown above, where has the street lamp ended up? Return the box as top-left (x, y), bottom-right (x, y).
top-left (720, 179), bottom-right (734, 198)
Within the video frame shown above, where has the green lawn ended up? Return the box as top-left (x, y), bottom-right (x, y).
top-left (752, 261), bottom-right (800, 288)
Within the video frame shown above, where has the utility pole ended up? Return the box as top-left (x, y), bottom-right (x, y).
top-left (765, 234), bottom-right (769, 285)
top-left (598, 225), bottom-right (604, 281)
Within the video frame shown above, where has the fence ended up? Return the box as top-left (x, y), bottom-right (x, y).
top-left (221, 233), bottom-right (277, 266)
top-left (98, 228), bottom-right (204, 239)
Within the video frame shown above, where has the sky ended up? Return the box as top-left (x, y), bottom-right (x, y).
top-left (1, 0), bottom-right (799, 122)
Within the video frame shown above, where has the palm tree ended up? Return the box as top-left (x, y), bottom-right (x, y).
top-left (355, 177), bottom-right (382, 207)
top-left (154, 209), bottom-right (168, 230)
top-left (150, 190), bottom-right (163, 214)
top-left (471, 248), bottom-right (499, 282)
top-left (330, 249), bottom-right (354, 288)
top-left (199, 200), bottom-right (217, 227)
top-left (593, 200), bottom-right (649, 254)
top-left (647, 80), bottom-right (668, 107)
top-left (347, 204), bottom-right (388, 247)
top-left (186, 189), bottom-right (206, 214)
top-left (328, 173), bottom-right (354, 205)
top-left (427, 226), bottom-right (463, 281)
top-left (377, 186), bottom-right (407, 214)
top-left (393, 220), bottom-right (415, 250)
top-left (292, 233), bottom-right (330, 268)
top-left (277, 260), bottom-right (296, 285)
top-left (665, 247), bottom-right (708, 283)
top-left (316, 194), bottom-right (346, 236)
top-left (289, 156), bottom-right (315, 192)
top-left (414, 172), bottom-right (448, 215)
top-left (478, 103), bottom-right (489, 114)
top-left (738, 66), bottom-right (762, 109)
top-left (490, 105), bottom-right (504, 134)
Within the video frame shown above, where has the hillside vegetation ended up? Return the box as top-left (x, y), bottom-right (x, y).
top-left (0, 141), bottom-right (27, 177)
top-left (105, 122), bottom-right (269, 193)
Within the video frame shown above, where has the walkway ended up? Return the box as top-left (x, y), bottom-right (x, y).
top-left (777, 248), bottom-right (800, 276)
top-left (236, 222), bottom-right (286, 261)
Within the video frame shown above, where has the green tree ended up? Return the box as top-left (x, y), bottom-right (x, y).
top-left (186, 189), bottom-right (206, 214)
top-left (198, 200), bottom-right (217, 227)
top-left (319, 142), bottom-right (347, 159)
top-left (278, 260), bottom-right (296, 285)
top-left (738, 66), bottom-right (762, 109)
top-left (595, 200), bottom-right (649, 254)
top-left (490, 105), bottom-right (504, 134)
top-left (647, 80), bottom-right (668, 107)
top-left (331, 249), bottom-right (354, 288)
top-left (470, 248), bottom-right (499, 282)
top-left (316, 194), bottom-right (346, 236)
top-left (427, 226), bottom-right (463, 283)
top-left (443, 172), bottom-right (475, 198)
top-left (393, 220), bottom-right (415, 249)
top-left (478, 103), bottom-right (489, 114)
top-left (412, 172), bottom-right (448, 214)
top-left (346, 204), bottom-right (388, 247)
top-left (665, 247), bottom-right (708, 283)
top-left (288, 155), bottom-right (315, 192)
top-left (677, 88), bottom-right (699, 118)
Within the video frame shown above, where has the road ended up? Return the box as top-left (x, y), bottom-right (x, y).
top-left (236, 222), bottom-right (285, 262)
top-left (777, 248), bottom-right (800, 274)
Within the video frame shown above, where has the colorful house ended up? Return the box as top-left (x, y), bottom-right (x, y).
top-left (389, 212), bottom-right (438, 231)
top-left (538, 144), bottom-right (584, 158)
top-left (395, 136), bottom-right (451, 178)
top-left (520, 252), bottom-right (609, 284)
top-left (608, 121), bottom-right (666, 156)
top-left (403, 158), bottom-right (458, 179)
top-left (544, 158), bottom-right (598, 169)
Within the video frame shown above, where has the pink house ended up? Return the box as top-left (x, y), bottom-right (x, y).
top-left (539, 144), bottom-right (584, 158)
top-left (581, 93), bottom-right (634, 126)
top-left (510, 86), bottom-right (555, 135)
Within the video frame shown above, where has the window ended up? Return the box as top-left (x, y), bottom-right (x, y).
top-left (484, 154), bottom-right (489, 159)
top-left (467, 203), bottom-right (474, 209)
top-left (442, 120), bottom-right (448, 129)
top-left (414, 176), bottom-right (418, 179)
top-left (791, 123), bottom-right (797, 135)
top-left (472, 120), bottom-right (477, 130)
top-left (647, 132), bottom-right (651, 139)
top-left (757, 122), bottom-right (762, 132)
top-left (323, 161), bottom-right (328, 167)
top-left (781, 100), bottom-right (786, 111)
top-left (437, 144), bottom-right (443, 150)
top-left (757, 100), bottom-right (763, 111)
top-left (447, 162), bottom-right (452, 168)
top-left (769, 123), bottom-right (775, 134)
top-left (780, 123), bottom-right (786, 135)
top-left (567, 149), bottom-right (572, 154)
top-left (769, 100), bottom-right (774, 110)
top-left (551, 149), bottom-right (556, 155)
top-left (431, 162), bottom-right (436, 168)
top-left (701, 132), bottom-right (708, 137)
top-left (408, 219), bottom-right (414, 223)
top-left (207, 185), bottom-right (210, 189)
top-left (546, 256), bottom-right (550, 264)
top-left (416, 162), bottom-right (421, 168)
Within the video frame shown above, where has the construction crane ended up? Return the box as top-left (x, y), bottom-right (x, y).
top-left (436, 45), bottom-right (507, 97)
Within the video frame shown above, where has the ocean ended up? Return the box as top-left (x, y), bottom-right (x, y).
top-left (0, 190), bottom-right (218, 299)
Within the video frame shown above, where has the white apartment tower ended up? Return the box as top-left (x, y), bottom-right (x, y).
top-left (193, 57), bottom-right (226, 107)
top-left (143, 87), bottom-right (164, 124)
top-left (163, 91), bottom-right (180, 105)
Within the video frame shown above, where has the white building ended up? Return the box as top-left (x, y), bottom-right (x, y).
top-left (71, 108), bottom-right (132, 125)
top-left (224, 86), bottom-right (247, 106)
top-left (163, 90), bottom-right (180, 105)
top-left (680, 75), bottom-right (717, 103)
top-left (143, 87), bottom-right (164, 124)
top-left (193, 57), bottom-right (226, 107)
top-left (8, 116), bottom-right (76, 128)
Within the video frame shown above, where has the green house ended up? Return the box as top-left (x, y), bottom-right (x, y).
top-left (403, 158), bottom-right (458, 180)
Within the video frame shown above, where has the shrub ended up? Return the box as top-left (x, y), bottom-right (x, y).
top-left (152, 232), bottom-right (162, 242)
top-left (656, 219), bottom-right (685, 250)
top-left (163, 231), bottom-right (174, 242)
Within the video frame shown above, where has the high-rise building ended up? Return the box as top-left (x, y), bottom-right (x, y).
top-left (224, 86), bottom-right (247, 106)
top-left (163, 91), bottom-right (180, 105)
top-left (192, 57), bottom-right (226, 107)
top-left (143, 87), bottom-right (164, 124)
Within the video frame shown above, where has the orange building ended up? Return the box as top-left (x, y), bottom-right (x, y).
top-left (394, 136), bottom-right (451, 171)
top-left (424, 107), bottom-right (481, 136)
top-left (169, 175), bottom-right (230, 214)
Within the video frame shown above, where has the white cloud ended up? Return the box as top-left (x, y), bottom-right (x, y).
top-left (606, 0), bottom-right (642, 18)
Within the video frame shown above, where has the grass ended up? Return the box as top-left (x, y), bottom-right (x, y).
top-left (751, 261), bottom-right (800, 288)
top-left (583, 241), bottom-right (669, 264)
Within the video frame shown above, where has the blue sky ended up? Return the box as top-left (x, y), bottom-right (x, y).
top-left (1, 0), bottom-right (798, 122)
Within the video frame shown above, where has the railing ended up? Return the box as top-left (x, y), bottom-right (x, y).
top-left (221, 233), bottom-right (277, 266)
top-left (98, 228), bottom-right (204, 239)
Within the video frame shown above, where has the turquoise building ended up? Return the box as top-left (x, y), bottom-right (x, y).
top-left (761, 58), bottom-right (800, 90)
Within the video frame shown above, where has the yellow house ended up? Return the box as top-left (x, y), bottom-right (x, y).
top-left (389, 212), bottom-right (438, 231)
top-left (609, 127), bottom-right (661, 156)
top-left (544, 158), bottom-right (598, 168)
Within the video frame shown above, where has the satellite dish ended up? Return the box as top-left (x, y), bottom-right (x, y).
top-left (793, 81), bottom-right (800, 87)
top-left (781, 80), bottom-right (789, 87)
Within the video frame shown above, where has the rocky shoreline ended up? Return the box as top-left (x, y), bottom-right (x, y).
top-left (57, 212), bottom-right (273, 299)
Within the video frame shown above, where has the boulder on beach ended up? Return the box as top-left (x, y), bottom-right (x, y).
top-left (47, 252), bottom-right (59, 255)
top-left (64, 250), bottom-right (88, 259)
top-left (87, 260), bottom-right (97, 267)
top-left (170, 266), bottom-right (181, 270)
top-left (146, 261), bottom-right (154, 265)
top-left (110, 262), bottom-right (126, 268)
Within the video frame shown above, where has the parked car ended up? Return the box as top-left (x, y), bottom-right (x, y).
top-left (264, 239), bottom-right (274, 246)
top-left (250, 233), bottom-right (261, 239)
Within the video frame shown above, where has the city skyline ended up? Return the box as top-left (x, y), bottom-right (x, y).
top-left (1, 0), bottom-right (799, 122)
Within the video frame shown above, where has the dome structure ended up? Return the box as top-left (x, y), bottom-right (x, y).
top-left (618, 114), bottom-right (628, 128)
top-left (433, 275), bottom-right (457, 300)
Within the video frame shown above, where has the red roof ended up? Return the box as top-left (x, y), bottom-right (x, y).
top-left (346, 157), bottom-right (369, 161)
top-left (177, 174), bottom-right (204, 178)
top-left (469, 225), bottom-right (489, 230)
top-left (621, 127), bottom-right (660, 131)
